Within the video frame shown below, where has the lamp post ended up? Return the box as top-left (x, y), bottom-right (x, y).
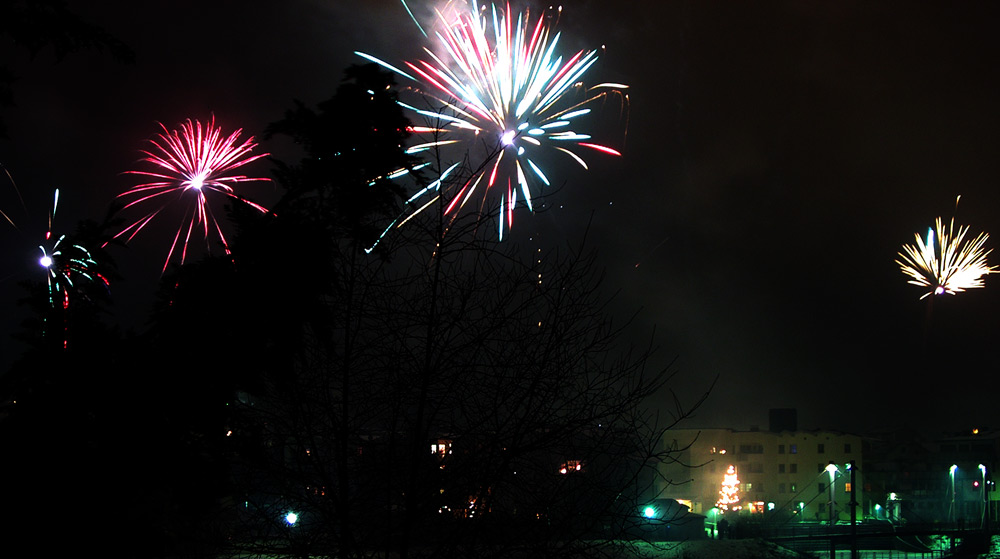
top-left (979, 464), bottom-right (987, 528)
top-left (826, 462), bottom-right (839, 524)
top-left (950, 464), bottom-right (958, 525)
top-left (826, 462), bottom-right (839, 559)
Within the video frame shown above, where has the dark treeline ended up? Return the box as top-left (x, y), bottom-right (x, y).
top-left (0, 64), bottom-right (692, 559)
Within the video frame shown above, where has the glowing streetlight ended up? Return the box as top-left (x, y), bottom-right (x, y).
top-left (980, 464), bottom-right (987, 527)
top-left (826, 462), bottom-right (839, 559)
top-left (950, 464), bottom-right (958, 524)
top-left (825, 463), bottom-right (839, 522)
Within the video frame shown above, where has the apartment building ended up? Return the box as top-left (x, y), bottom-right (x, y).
top-left (657, 422), bottom-right (862, 523)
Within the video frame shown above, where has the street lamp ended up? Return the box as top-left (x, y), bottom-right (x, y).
top-left (979, 464), bottom-right (987, 527)
top-left (949, 464), bottom-right (958, 524)
top-left (826, 462), bottom-right (839, 559)
top-left (826, 462), bottom-right (839, 525)
top-left (888, 493), bottom-right (899, 523)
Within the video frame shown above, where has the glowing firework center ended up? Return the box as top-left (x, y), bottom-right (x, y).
top-left (500, 129), bottom-right (516, 146)
top-left (186, 172), bottom-right (207, 191)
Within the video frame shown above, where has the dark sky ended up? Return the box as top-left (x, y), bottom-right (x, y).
top-left (2, 0), bottom-right (999, 434)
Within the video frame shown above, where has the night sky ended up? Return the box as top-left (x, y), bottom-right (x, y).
top-left (2, 0), bottom-right (999, 434)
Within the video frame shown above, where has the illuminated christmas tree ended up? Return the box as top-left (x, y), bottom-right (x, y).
top-left (717, 464), bottom-right (741, 511)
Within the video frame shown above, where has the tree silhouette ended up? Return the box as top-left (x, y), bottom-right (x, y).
top-left (0, 64), bottom-right (697, 559)
top-left (212, 66), bottom-right (693, 559)
top-left (265, 63), bottom-right (421, 253)
top-left (0, 0), bottom-right (134, 138)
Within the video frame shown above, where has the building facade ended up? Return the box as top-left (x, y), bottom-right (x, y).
top-left (657, 427), bottom-right (863, 523)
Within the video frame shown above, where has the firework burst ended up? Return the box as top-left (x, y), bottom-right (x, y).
top-left (897, 214), bottom-right (996, 299)
top-left (361, 0), bottom-right (627, 248)
top-left (114, 117), bottom-right (271, 272)
top-left (38, 189), bottom-right (110, 308)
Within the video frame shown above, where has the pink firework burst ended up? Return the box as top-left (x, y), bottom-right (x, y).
top-left (115, 117), bottom-right (271, 272)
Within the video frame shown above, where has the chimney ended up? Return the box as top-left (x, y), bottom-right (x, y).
top-left (769, 408), bottom-right (797, 433)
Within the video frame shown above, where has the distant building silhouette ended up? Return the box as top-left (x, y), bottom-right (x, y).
top-left (862, 427), bottom-right (1000, 526)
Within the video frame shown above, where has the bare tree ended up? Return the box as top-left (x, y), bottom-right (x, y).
top-left (224, 198), bottom-right (697, 559)
top-left (216, 65), bottom-right (702, 559)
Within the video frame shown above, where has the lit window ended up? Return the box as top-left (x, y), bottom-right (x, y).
top-left (790, 444), bottom-right (797, 454)
top-left (559, 460), bottom-right (584, 474)
top-left (431, 439), bottom-right (453, 457)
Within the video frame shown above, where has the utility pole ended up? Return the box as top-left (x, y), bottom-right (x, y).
top-left (849, 461), bottom-right (858, 559)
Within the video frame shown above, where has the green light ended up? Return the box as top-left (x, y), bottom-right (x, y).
top-left (643, 506), bottom-right (657, 519)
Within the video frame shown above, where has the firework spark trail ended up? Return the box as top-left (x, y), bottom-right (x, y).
top-left (897, 213), bottom-right (996, 300)
top-left (113, 117), bottom-right (271, 272)
top-left (398, 0), bottom-right (428, 37)
top-left (360, 0), bottom-right (627, 249)
top-left (1, 161), bottom-right (28, 229)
